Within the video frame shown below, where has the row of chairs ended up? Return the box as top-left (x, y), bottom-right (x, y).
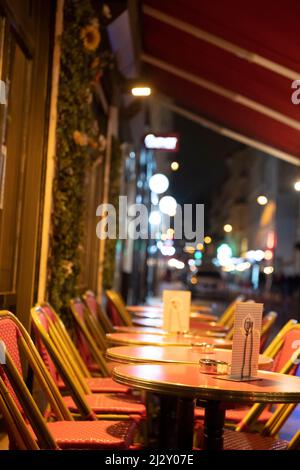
top-left (0, 291), bottom-right (300, 450)
top-left (60, 291), bottom-right (300, 449)
top-left (0, 299), bottom-right (147, 450)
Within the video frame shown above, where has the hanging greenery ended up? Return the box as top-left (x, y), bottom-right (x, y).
top-left (103, 135), bottom-right (123, 290)
top-left (48, 0), bottom-right (113, 318)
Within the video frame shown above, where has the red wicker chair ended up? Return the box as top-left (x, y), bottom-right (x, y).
top-left (0, 311), bottom-right (137, 450)
top-left (69, 298), bottom-right (107, 373)
top-left (35, 302), bottom-right (126, 393)
top-left (195, 428), bottom-right (289, 450)
top-left (31, 306), bottom-right (146, 422)
top-left (83, 290), bottom-right (114, 333)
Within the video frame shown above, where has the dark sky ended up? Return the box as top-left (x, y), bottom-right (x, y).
top-left (169, 114), bottom-right (241, 216)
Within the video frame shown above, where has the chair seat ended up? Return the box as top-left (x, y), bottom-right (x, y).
top-left (57, 377), bottom-right (129, 394)
top-left (87, 362), bottom-right (102, 373)
top-left (46, 420), bottom-right (137, 449)
top-left (194, 406), bottom-right (273, 425)
top-left (63, 393), bottom-right (146, 416)
top-left (223, 429), bottom-right (288, 450)
top-left (195, 428), bottom-right (288, 451)
top-left (225, 407), bottom-right (273, 424)
top-left (85, 377), bottom-right (130, 394)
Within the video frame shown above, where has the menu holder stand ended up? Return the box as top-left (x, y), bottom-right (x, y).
top-left (216, 301), bottom-right (264, 382)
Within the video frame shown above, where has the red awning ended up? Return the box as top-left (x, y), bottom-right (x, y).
top-left (142, 0), bottom-right (300, 164)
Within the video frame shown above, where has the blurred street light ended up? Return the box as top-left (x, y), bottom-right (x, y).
top-left (168, 258), bottom-right (184, 269)
top-left (151, 192), bottom-right (159, 205)
top-left (236, 261), bottom-right (251, 272)
top-left (194, 251), bottom-right (202, 260)
top-left (204, 236), bottom-right (212, 244)
top-left (263, 266), bottom-right (274, 275)
top-left (171, 161), bottom-right (179, 171)
top-left (149, 174), bottom-right (169, 194)
top-left (159, 196), bottom-right (177, 216)
top-left (217, 243), bottom-right (233, 266)
top-left (254, 250), bottom-right (265, 261)
top-left (257, 195), bottom-right (268, 205)
top-left (131, 86), bottom-right (151, 96)
top-left (149, 211), bottom-right (161, 226)
top-left (223, 224), bottom-right (233, 233)
top-left (166, 228), bottom-right (174, 239)
top-left (184, 245), bottom-right (195, 254)
top-left (264, 249), bottom-right (273, 261)
top-left (294, 180), bottom-right (300, 191)
top-left (267, 231), bottom-right (276, 249)
top-left (161, 245), bottom-right (175, 256)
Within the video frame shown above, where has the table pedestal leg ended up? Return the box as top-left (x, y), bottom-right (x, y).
top-left (203, 401), bottom-right (225, 450)
top-left (176, 396), bottom-right (195, 449)
top-left (159, 395), bottom-right (178, 448)
top-left (158, 395), bottom-right (194, 449)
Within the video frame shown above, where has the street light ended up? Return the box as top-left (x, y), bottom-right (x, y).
top-left (223, 224), bottom-right (233, 233)
top-left (159, 196), bottom-right (177, 216)
top-left (171, 161), bottom-right (179, 171)
top-left (149, 211), bottom-right (161, 226)
top-left (263, 266), bottom-right (274, 275)
top-left (294, 180), bottom-right (300, 191)
top-left (264, 249), bottom-right (273, 261)
top-left (149, 174), bottom-right (169, 194)
top-left (257, 195), bottom-right (268, 205)
top-left (131, 86), bottom-right (151, 97)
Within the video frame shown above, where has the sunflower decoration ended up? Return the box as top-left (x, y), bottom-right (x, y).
top-left (73, 130), bottom-right (88, 146)
top-left (80, 19), bottom-right (101, 52)
top-left (61, 260), bottom-right (73, 277)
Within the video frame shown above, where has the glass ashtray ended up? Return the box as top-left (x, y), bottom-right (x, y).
top-left (191, 342), bottom-right (215, 354)
top-left (199, 358), bottom-right (229, 375)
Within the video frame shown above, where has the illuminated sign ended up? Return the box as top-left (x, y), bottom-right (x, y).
top-left (144, 133), bottom-right (179, 151)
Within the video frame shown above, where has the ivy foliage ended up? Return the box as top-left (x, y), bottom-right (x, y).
top-left (103, 135), bottom-right (123, 290)
top-left (48, 0), bottom-right (112, 318)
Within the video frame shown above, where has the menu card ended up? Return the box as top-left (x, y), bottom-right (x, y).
top-left (163, 290), bottom-right (191, 333)
top-left (229, 301), bottom-right (263, 381)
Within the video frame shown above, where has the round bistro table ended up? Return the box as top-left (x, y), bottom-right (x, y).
top-left (113, 364), bottom-right (300, 450)
top-left (132, 310), bottom-right (217, 323)
top-left (114, 325), bottom-right (166, 335)
top-left (131, 316), bottom-right (228, 335)
top-left (106, 345), bottom-right (273, 371)
top-left (106, 332), bottom-right (232, 349)
top-left (115, 324), bottom-right (226, 338)
top-left (127, 304), bottom-right (214, 315)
